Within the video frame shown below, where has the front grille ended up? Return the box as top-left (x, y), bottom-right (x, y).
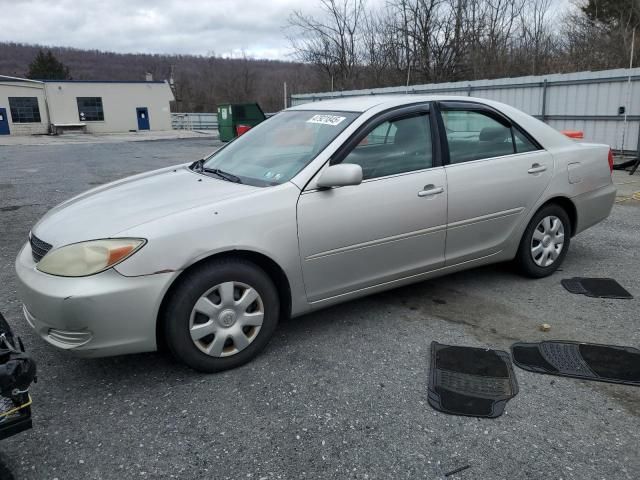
top-left (30, 234), bottom-right (52, 263)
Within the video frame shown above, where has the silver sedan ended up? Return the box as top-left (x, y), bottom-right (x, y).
top-left (15, 96), bottom-right (616, 372)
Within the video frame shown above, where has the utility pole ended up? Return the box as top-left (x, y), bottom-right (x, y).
top-left (169, 64), bottom-right (176, 93)
top-left (621, 28), bottom-right (635, 154)
top-left (283, 82), bottom-right (287, 110)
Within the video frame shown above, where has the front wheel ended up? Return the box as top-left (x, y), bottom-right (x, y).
top-left (515, 204), bottom-right (571, 278)
top-left (163, 258), bottom-right (280, 372)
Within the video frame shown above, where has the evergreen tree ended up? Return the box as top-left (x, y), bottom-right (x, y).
top-left (582, 0), bottom-right (640, 29)
top-left (26, 49), bottom-right (71, 80)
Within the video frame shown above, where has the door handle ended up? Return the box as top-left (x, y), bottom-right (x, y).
top-left (418, 185), bottom-right (444, 197)
top-left (528, 163), bottom-right (547, 174)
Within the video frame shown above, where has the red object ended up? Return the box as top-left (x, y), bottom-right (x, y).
top-left (236, 124), bottom-right (252, 136)
top-left (561, 130), bottom-right (584, 139)
top-left (608, 148), bottom-right (614, 172)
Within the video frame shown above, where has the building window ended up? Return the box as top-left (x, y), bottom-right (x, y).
top-left (9, 97), bottom-right (41, 123)
top-left (77, 97), bottom-right (104, 122)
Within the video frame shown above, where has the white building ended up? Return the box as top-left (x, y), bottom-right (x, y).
top-left (0, 76), bottom-right (175, 136)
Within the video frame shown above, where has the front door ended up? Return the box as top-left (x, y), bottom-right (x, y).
top-left (136, 107), bottom-right (150, 130)
top-left (0, 108), bottom-right (10, 135)
top-left (438, 102), bottom-right (554, 265)
top-left (297, 108), bottom-right (447, 302)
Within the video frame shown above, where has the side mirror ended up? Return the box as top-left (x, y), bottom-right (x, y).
top-left (316, 164), bottom-right (363, 189)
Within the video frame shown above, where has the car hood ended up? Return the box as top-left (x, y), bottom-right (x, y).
top-left (32, 165), bottom-right (259, 247)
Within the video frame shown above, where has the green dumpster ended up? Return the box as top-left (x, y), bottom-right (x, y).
top-left (217, 103), bottom-right (266, 142)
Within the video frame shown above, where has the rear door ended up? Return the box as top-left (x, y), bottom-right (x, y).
top-left (437, 101), bottom-right (553, 265)
top-left (297, 105), bottom-right (448, 302)
top-left (0, 108), bottom-right (10, 135)
top-left (136, 107), bottom-right (150, 130)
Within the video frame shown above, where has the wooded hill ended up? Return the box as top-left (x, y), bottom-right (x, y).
top-left (0, 42), bottom-right (323, 112)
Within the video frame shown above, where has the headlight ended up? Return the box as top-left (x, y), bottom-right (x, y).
top-left (36, 238), bottom-right (146, 277)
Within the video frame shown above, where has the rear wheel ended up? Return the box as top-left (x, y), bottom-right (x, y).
top-left (515, 204), bottom-right (571, 278)
top-left (163, 258), bottom-right (279, 372)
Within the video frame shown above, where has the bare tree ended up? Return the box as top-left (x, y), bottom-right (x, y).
top-left (360, 7), bottom-right (401, 87)
top-left (288, 0), bottom-right (365, 90)
top-left (7, 0), bottom-right (640, 112)
top-left (517, 0), bottom-right (555, 75)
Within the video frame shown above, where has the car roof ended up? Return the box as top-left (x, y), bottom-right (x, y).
top-left (287, 94), bottom-right (575, 150)
top-left (287, 95), bottom-right (492, 112)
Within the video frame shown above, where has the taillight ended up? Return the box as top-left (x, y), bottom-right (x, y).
top-left (608, 149), bottom-right (614, 172)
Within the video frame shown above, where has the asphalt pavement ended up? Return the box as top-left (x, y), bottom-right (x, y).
top-left (0, 138), bottom-right (638, 479)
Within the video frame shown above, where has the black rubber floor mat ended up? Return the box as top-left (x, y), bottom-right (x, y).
top-left (512, 341), bottom-right (640, 386)
top-left (428, 342), bottom-right (519, 418)
top-left (561, 277), bottom-right (633, 299)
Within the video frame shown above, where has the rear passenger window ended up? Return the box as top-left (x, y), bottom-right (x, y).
top-left (442, 110), bottom-right (515, 163)
top-left (513, 128), bottom-right (539, 153)
top-left (342, 114), bottom-right (432, 180)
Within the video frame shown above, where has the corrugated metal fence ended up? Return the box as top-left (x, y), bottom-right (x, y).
top-left (171, 112), bottom-right (218, 130)
top-left (171, 112), bottom-right (277, 131)
top-left (291, 68), bottom-right (640, 155)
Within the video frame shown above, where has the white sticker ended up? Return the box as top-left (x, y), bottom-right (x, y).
top-left (307, 114), bottom-right (346, 126)
top-left (221, 108), bottom-right (228, 120)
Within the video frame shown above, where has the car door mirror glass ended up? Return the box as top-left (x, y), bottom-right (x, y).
top-left (316, 164), bottom-right (363, 188)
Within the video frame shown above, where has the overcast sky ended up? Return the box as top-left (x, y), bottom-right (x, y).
top-left (0, 0), bottom-right (311, 59)
top-left (2, 0), bottom-right (571, 61)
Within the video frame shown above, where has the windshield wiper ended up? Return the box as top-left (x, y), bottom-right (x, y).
top-left (190, 159), bottom-right (242, 184)
top-left (191, 158), bottom-right (205, 171)
top-left (202, 167), bottom-right (242, 184)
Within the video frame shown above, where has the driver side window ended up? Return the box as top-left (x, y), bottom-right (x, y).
top-left (342, 114), bottom-right (432, 180)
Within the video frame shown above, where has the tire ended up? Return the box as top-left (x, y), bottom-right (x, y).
top-left (515, 204), bottom-right (571, 278)
top-left (162, 258), bottom-right (280, 373)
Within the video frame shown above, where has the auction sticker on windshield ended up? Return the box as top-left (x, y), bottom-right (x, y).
top-left (307, 114), bottom-right (346, 126)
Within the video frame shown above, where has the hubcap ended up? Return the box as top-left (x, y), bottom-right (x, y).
top-left (531, 215), bottom-right (565, 267)
top-left (218, 309), bottom-right (237, 328)
top-left (189, 281), bottom-right (264, 357)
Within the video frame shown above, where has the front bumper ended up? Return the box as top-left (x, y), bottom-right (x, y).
top-left (15, 243), bottom-right (178, 358)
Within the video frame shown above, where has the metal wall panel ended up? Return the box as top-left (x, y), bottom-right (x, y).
top-left (171, 112), bottom-right (218, 130)
top-left (291, 68), bottom-right (640, 153)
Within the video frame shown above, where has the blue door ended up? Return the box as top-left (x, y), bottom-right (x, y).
top-left (136, 107), bottom-right (150, 130)
top-left (0, 108), bottom-right (10, 135)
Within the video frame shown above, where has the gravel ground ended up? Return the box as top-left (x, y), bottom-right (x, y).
top-left (0, 139), bottom-right (638, 480)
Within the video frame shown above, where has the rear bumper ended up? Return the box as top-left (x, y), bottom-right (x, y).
top-left (15, 242), bottom-right (178, 358)
top-left (573, 183), bottom-right (616, 235)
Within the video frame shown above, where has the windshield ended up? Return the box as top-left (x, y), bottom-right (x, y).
top-left (201, 110), bottom-right (359, 186)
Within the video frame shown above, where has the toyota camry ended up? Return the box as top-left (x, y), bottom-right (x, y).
top-left (15, 96), bottom-right (616, 372)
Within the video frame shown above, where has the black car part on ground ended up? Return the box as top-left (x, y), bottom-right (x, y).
top-left (612, 156), bottom-right (640, 175)
top-left (427, 342), bottom-right (519, 418)
top-left (0, 312), bottom-right (36, 441)
top-left (561, 277), bottom-right (633, 299)
top-left (512, 341), bottom-right (640, 387)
